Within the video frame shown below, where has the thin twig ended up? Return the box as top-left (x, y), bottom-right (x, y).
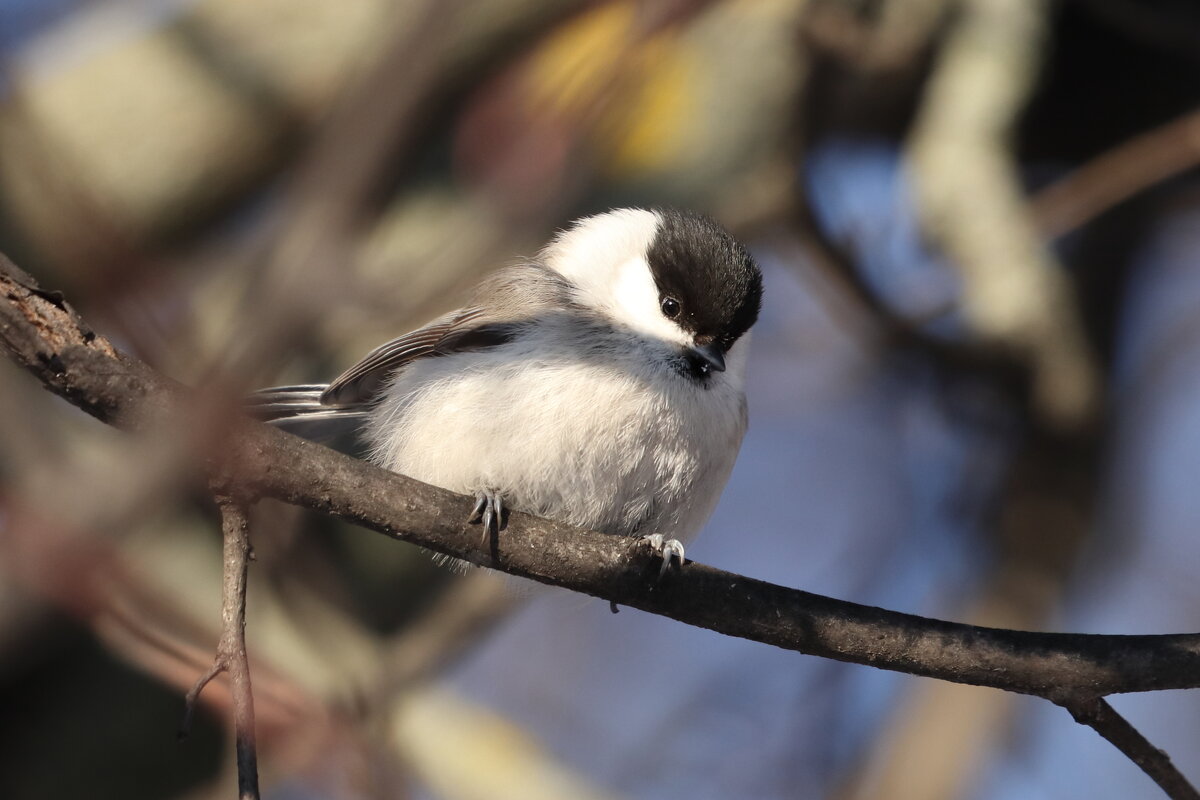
top-left (176, 495), bottom-right (260, 799)
top-left (179, 661), bottom-right (225, 741)
top-left (1059, 696), bottom-right (1200, 800)
top-left (215, 495), bottom-right (260, 800)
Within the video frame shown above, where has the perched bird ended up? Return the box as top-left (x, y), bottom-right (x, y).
top-left (250, 208), bottom-right (761, 574)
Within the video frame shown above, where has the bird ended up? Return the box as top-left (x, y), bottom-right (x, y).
top-left (249, 207), bottom-right (762, 575)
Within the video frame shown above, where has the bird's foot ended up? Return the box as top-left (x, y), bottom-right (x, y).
top-left (641, 534), bottom-right (686, 580)
top-left (469, 489), bottom-right (505, 545)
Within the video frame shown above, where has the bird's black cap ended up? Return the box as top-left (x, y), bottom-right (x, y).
top-left (646, 208), bottom-right (763, 351)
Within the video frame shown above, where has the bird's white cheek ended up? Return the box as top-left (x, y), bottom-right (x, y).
top-left (610, 257), bottom-right (691, 346)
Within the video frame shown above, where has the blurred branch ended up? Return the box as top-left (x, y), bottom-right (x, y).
top-left (391, 687), bottom-right (621, 800)
top-left (221, 0), bottom-right (458, 382)
top-left (372, 571), bottom-right (518, 699)
top-left (907, 0), bottom-right (1101, 430)
top-left (3, 251), bottom-right (1200, 797)
top-left (209, 0), bottom-right (590, 384)
top-left (264, 0), bottom-right (451, 262)
top-left (800, 0), bottom-right (950, 72)
top-left (1032, 106), bottom-right (1200, 239)
top-left (791, 196), bottom-right (1028, 391)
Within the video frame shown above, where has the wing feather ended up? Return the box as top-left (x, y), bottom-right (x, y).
top-left (317, 263), bottom-right (572, 407)
top-left (319, 307), bottom-right (513, 406)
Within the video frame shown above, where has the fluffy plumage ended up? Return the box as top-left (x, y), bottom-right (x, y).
top-left (251, 207), bottom-right (761, 547)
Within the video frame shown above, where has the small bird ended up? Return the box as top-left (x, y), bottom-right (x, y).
top-left (250, 208), bottom-right (762, 574)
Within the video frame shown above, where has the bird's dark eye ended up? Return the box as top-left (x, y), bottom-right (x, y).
top-left (660, 296), bottom-right (681, 319)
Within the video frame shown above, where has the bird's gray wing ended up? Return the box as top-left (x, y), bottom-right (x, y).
top-left (321, 264), bottom-right (576, 406)
top-left (249, 264), bottom-right (571, 444)
top-left (319, 306), bottom-right (520, 406)
top-left (247, 310), bottom-right (518, 442)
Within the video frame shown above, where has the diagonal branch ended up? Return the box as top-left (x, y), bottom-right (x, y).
top-left (2, 250), bottom-right (1199, 797)
top-left (1058, 697), bottom-right (1200, 800)
top-left (1031, 106), bottom-right (1200, 240)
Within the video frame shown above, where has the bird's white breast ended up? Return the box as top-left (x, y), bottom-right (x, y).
top-left (363, 331), bottom-right (749, 542)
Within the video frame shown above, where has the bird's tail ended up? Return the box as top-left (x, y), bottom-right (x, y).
top-left (246, 384), bottom-right (372, 444)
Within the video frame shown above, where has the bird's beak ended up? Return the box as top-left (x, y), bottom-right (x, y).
top-left (688, 342), bottom-right (726, 373)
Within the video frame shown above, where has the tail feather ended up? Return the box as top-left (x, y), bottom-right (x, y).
top-left (246, 384), bottom-right (330, 418)
top-left (247, 384), bottom-right (371, 444)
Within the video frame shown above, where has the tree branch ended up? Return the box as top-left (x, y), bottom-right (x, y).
top-left (3, 250), bottom-right (1199, 796)
top-left (1031, 106), bottom-right (1200, 240)
top-left (215, 495), bottom-right (260, 800)
top-left (1058, 697), bottom-right (1200, 800)
top-left (177, 495), bottom-right (260, 800)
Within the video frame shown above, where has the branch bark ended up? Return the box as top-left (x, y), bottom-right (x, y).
top-left (1058, 697), bottom-right (1200, 800)
top-left (2, 250), bottom-right (1199, 797)
top-left (216, 496), bottom-right (260, 800)
top-left (178, 497), bottom-right (260, 800)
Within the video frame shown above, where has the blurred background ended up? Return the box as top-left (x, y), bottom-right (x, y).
top-left (2, 0), bottom-right (1200, 798)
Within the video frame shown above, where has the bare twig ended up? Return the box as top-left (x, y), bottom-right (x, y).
top-left (3, 251), bottom-right (1200, 796)
top-left (217, 496), bottom-right (260, 800)
top-left (180, 661), bottom-right (225, 741)
top-left (1058, 696), bottom-right (1200, 800)
top-left (179, 496), bottom-right (260, 799)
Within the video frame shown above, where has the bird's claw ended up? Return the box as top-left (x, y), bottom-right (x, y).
top-left (470, 489), bottom-right (505, 544)
top-left (641, 534), bottom-right (685, 580)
